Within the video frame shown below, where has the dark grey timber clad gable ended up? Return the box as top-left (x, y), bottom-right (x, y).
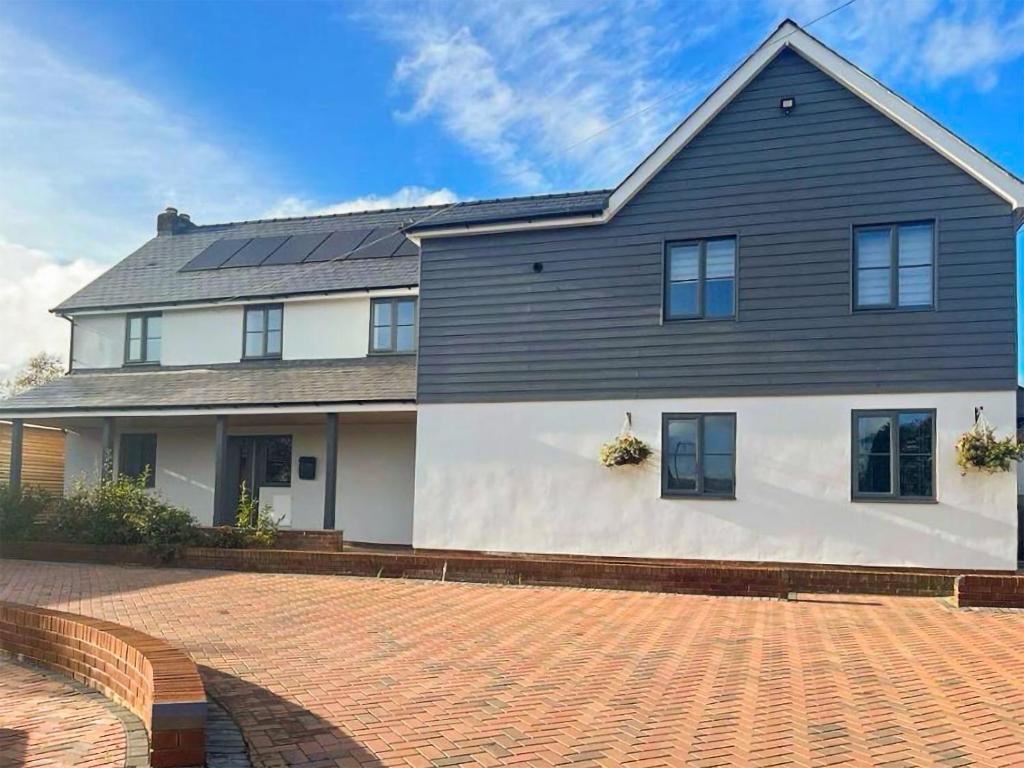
top-left (416, 49), bottom-right (1017, 403)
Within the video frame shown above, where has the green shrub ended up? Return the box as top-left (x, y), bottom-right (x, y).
top-left (200, 483), bottom-right (279, 549)
top-left (599, 433), bottom-right (653, 467)
top-left (55, 473), bottom-right (199, 559)
top-left (0, 484), bottom-right (52, 541)
top-left (955, 421), bottom-right (1024, 474)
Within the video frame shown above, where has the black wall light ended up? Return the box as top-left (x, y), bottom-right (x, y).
top-left (780, 96), bottom-right (796, 115)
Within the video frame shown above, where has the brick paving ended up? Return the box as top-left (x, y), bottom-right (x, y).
top-left (1, 560), bottom-right (1023, 767)
top-left (0, 657), bottom-right (127, 768)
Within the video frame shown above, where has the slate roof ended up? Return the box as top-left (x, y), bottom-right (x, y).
top-left (0, 357), bottom-right (416, 414)
top-left (54, 190), bottom-right (610, 313)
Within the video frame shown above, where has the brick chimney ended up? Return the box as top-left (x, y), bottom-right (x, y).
top-left (157, 207), bottom-right (197, 235)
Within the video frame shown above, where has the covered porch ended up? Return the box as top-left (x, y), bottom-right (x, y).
top-left (0, 357), bottom-right (418, 545)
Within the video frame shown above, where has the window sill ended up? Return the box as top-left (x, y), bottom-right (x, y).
top-left (852, 305), bottom-right (935, 315)
top-left (663, 315), bottom-right (736, 324)
top-left (368, 350), bottom-right (418, 356)
top-left (661, 492), bottom-right (736, 501)
top-left (241, 355), bottom-right (283, 362)
top-left (851, 496), bottom-right (938, 505)
top-left (123, 361), bottom-right (161, 369)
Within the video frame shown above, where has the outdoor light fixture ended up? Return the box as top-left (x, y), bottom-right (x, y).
top-left (780, 96), bottom-right (796, 115)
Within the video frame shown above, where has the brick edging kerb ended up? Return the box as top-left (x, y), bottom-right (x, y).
top-left (954, 574), bottom-right (1024, 608)
top-left (0, 601), bottom-right (207, 768)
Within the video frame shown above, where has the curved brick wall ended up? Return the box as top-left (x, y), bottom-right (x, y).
top-left (0, 601), bottom-right (206, 768)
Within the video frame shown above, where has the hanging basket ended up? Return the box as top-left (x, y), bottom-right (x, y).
top-left (955, 415), bottom-right (1024, 475)
top-left (599, 413), bottom-right (652, 467)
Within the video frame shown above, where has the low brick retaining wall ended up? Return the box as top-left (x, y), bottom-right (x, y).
top-left (0, 601), bottom-right (207, 767)
top-left (954, 574), bottom-right (1024, 608)
top-left (1, 540), bottom-right (971, 597)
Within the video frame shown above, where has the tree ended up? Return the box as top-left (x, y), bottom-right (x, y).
top-left (1, 352), bottom-right (64, 398)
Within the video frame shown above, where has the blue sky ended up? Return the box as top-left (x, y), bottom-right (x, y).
top-left (0, 0), bottom-right (1022, 378)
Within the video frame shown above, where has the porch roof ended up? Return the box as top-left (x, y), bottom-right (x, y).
top-left (0, 357), bottom-right (416, 416)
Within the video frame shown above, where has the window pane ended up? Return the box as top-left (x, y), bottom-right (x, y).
top-left (129, 338), bottom-right (142, 360)
top-left (705, 239), bottom-right (735, 278)
top-left (665, 418), bottom-right (697, 491)
top-left (703, 454), bottom-right (734, 495)
top-left (857, 416), bottom-right (891, 455)
top-left (898, 412), bottom-right (932, 454)
top-left (898, 223), bottom-right (933, 267)
top-left (145, 338), bottom-right (161, 363)
top-left (856, 229), bottom-right (891, 268)
top-left (128, 316), bottom-right (142, 340)
top-left (857, 454), bottom-right (892, 494)
top-left (857, 268), bottom-right (891, 306)
top-left (266, 307), bottom-right (282, 332)
top-left (245, 309), bottom-right (264, 332)
top-left (898, 266), bottom-right (932, 307)
top-left (668, 282), bottom-right (698, 317)
top-left (120, 434), bottom-right (156, 488)
top-left (704, 415), bottom-right (734, 454)
top-left (245, 332), bottom-right (263, 357)
top-left (373, 301), bottom-right (392, 327)
top-left (899, 455), bottom-right (933, 498)
top-left (265, 330), bottom-right (281, 355)
top-left (373, 326), bottom-right (391, 351)
top-left (669, 245), bottom-right (699, 282)
top-left (263, 437), bottom-right (292, 485)
top-left (396, 325), bottom-right (415, 352)
top-left (705, 279), bottom-right (734, 318)
top-left (146, 316), bottom-right (161, 341)
top-left (396, 299), bottom-right (416, 325)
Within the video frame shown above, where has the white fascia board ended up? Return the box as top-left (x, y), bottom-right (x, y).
top-left (61, 286), bottom-right (420, 317)
top-left (0, 403), bottom-right (417, 420)
top-left (417, 21), bottom-right (1022, 242)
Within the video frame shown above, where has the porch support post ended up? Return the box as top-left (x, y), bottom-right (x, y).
top-left (8, 419), bottom-right (24, 492)
top-left (100, 417), bottom-right (114, 482)
top-left (213, 415), bottom-right (229, 525)
top-left (323, 412), bottom-right (338, 530)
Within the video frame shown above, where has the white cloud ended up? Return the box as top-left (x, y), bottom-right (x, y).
top-left (765, 0), bottom-right (1024, 91)
top-left (363, 0), bottom-right (719, 191)
top-left (264, 186), bottom-right (459, 219)
top-left (0, 241), bottom-right (103, 378)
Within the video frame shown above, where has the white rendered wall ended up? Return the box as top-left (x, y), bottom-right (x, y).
top-left (162, 307), bottom-right (242, 365)
top-left (72, 315), bottom-right (125, 369)
top-left (283, 298), bottom-right (370, 360)
top-left (63, 428), bottom-right (103, 491)
top-left (413, 391), bottom-right (1019, 570)
top-left (338, 421), bottom-right (416, 545)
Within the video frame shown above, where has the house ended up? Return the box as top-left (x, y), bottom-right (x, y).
top-left (1, 20), bottom-right (1021, 569)
top-left (0, 421), bottom-right (65, 495)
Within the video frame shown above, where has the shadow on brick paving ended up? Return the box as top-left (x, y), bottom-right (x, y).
top-left (0, 729), bottom-right (27, 768)
top-left (202, 666), bottom-right (382, 768)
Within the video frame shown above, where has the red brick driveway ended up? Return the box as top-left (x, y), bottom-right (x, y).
top-left (1, 559), bottom-right (1022, 767)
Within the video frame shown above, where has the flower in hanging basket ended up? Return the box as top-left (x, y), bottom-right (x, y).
top-left (955, 420), bottom-right (1024, 474)
top-left (599, 433), bottom-right (653, 467)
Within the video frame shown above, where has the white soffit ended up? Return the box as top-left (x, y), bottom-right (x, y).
top-left (416, 20), bottom-right (1023, 241)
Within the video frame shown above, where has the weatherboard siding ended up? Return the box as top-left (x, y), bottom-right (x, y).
top-left (416, 48), bottom-right (1017, 403)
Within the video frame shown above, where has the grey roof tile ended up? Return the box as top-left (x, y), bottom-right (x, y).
top-left (0, 357), bottom-right (416, 413)
top-left (53, 190), bottom-right (611, 313)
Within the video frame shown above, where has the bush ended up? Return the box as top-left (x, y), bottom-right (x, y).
top-left (599, 433), bottom-right (653, 467)
top-left (54, 473), bottom-right (199, 559)
top-left (198, 483), bottom-right (280, 549)
top-left (0, 484), bottom-right (52, 541)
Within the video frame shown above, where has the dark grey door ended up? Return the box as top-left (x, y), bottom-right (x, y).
top-left (215, 435), bottom-right (293, 526)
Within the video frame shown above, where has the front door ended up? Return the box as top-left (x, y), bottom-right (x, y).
top-left (216, 435), bottom-right (293, 525)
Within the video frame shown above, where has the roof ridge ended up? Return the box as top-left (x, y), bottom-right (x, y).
top-left (190, 188), bottom-right (612, 230)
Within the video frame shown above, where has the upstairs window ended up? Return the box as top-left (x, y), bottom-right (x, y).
top-left (664, 237), bottom-right (736, 320)
top-left (853, 410), bottom-right (935, 501)
top-left (371, 297), bottom-right (417, 354)
top-left (243, 304), bottom-right (283, 359)
top-left (125, 313), bottom-right (161, 364)
top-left (854, 222), bottom-right (934, 310)
top-left (119, 433), bottom-right (157, 488)
top-left (662, 413), bottom-right (736, 498)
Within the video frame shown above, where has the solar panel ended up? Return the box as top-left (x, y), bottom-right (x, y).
top-left (180, 238), bottom-right (251, 271)
top-left (393, 235), bottom-right (419, 257)
top-left (221, 235), bottom-right (289, 268)
top-left (304, 228), bottom-right (373, 263)
top-left (355, 228), bottom-right (406, 258)
top-left (261, 233), bottom-right (330, 266)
